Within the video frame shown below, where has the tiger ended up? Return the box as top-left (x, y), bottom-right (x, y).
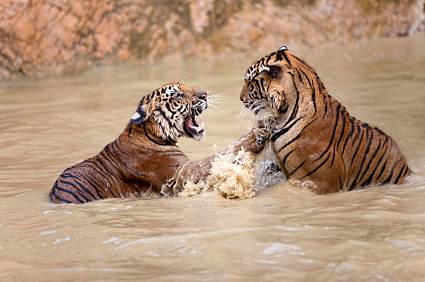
top-left (50, 82), bottom-right (267, 204)
top-left (240, 46), bottom-right (411, 194)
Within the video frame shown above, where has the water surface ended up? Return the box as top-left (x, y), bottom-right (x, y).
top-left (0, 37), bottom-right (425, 281)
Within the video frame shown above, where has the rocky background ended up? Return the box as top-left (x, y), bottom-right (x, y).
top-left (0, 0), bottom-right (424, 80)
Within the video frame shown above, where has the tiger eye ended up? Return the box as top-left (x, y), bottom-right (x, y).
top-left (268, 65), bottom-right (281, 79)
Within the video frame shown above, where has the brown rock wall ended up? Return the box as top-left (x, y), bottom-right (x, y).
top-left (0, 0), bottom-right (423, 80)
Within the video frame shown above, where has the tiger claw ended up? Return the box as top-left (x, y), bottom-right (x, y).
top-left (253, 126), bottom-right (272, 148)
top-left (160, 179), bottom-right (178, 197)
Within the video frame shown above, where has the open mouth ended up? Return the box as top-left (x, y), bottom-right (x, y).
top-left (184, 114), bottom-right (205, 139)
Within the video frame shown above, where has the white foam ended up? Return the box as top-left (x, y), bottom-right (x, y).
top-left (38, 230), bottom-right (57, 236)
top-left (53, 236), bottom-right (71, 245)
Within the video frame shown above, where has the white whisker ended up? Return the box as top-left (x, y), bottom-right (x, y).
top-left (237, 107), bottom-right (256, 124)
top-left (207, 93), bottom-right (223, 109)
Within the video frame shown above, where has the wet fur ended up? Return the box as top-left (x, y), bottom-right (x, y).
top-left (240, 48), bottom-right (410, 194)
top-left (50, 82), bottom-right (266, 203)
top-left (50, 82), bottom-right (206, 203)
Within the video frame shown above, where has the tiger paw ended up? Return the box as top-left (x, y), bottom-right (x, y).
top-left (252, 126), bottom-right (272, 149)
top-left (160, 179), bottom-right (178, 197)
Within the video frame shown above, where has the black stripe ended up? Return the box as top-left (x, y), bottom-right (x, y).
top-left (158, 107), bottom-right (174, 129)
top-left (86, 159), bottom-right (113, 182)
top-left (50, 190), bottom-right (72, 204)
top-left (111, 141), bottom-right (127, 158)
top-left (266, 53), bottom-right (274, 64)
top-left (276, 133), bottom-right (303, 154)
top-left (143, 122), bottom-right (173, 146)
top-left (394, 163), bottom-right (406, 184)
top-left (69, 171), bottom-right (101, 200)
top-left (65, 169), bottom-right (102, 199)
top-left (382, 158), bottom-right (402, 184)
top-left (275, 50), bottom-right (283, 61)
top-left (361, 141), bottom-right (388, 186)
top-left (311, 86), bottom-right (317, 114)
top-left (284, 79), bottom-right (300, 126)
top-left (338, 176), bottom-right (343, 191)
top-left (253, 79), bottom-right (262, 95)
top-left (105, 145), bottom-right (127, 168)
top-left (55, 185), bottom-right (86, 203)
top-left (297, 68), bottom-right (316, 118)
top-left (80, 163), bottom-right (110, 189)
top-left (350, 125), bottom-right (364, 164)
top-left (403, 165), bottom-right (410, 176)
top-left (290, 160), bottom-right (306, 176)
top-left (100, 149), bottom-right (120, 171)
top-left (282, 149), bottom-right (296, 167)
top-left (275, 117), bottom-right (317, 153)
top-left (60, 173), bottom-right (76, 179)
top-left (299, 69), bottom-right (312, 88)
top-left (312, 104), bottom-right (341, 164)
top-left (375, 149), bottom-right (392, 181)
top-left (302, 152), bottom-right (331, 178)
top-left (259, 78), bottom-right (267, 93)
top-left (85, 160), bottom-right (117, 195)
top-left (358, 138), bottom-right (382, 186)
top-left (336, 110), bottom-right (347, 150)
top-left (57, 178), bottom-right (92, 202)
top-left (295, 69), bottom-right (302, 81)
top-left (322, 96), bottom-right (328, 118)
top-left (330, 144), bottom-right (337, 168)
top-left (165, 102), bottom-right (176, 118)
top-left (108, 187), bottom-right (121, 198)
top-left (330, 111), bottom-right (347, 167)
top-left (341, 121), bottom-right (354, 154)
top-left (271, 115), bottom-right (305, 142)
top-left (282, 51), bottom-right (291, 65)
top-left (351, 122), bottom-right (361, 146)
top-left (349, 130), bottom-right (373, 190)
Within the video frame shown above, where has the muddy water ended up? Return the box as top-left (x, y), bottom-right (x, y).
top-left (1, 36), bottom-right (425, 281)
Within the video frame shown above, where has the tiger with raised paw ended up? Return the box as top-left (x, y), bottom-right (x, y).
top-left (240, 46), bottom-right (410, 194)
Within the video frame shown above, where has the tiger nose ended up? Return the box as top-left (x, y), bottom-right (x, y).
top-left (196, 91), bottom-right (207, 100)
top-left (240, 84), bottom-right (248, 102)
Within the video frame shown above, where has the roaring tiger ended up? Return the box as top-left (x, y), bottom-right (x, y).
top-left (240, 46), bottom-right (411, 194)
top-left (50, 82), bottom-right (266, 204)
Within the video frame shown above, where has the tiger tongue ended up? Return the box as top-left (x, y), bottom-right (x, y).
top-left (188, 115), bottom-right (204, 132)
top-left (192, 115), bottom-right (199, 127)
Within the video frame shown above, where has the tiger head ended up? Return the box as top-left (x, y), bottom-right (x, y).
top-left (130, 82), bottom-right (208, 143)
top-left (240, 46), bottom-right (322, 120)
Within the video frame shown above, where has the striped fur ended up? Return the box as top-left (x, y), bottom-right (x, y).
top-left (50, 82), bottom-right (208, 204)
top-left (240, 47), bottom-right (410, 193)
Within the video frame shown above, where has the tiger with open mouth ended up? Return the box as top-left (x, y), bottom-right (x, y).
top-left (50, 82), bottom-right (267, 204)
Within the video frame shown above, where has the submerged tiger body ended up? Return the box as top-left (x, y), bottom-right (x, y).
top-left (241, 47), bottom-right (410, 194)
top-left (50, 82), bottom-right (266, 204)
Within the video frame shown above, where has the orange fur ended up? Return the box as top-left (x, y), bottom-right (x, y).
top-left (241, 48), bottom-right (410, 193)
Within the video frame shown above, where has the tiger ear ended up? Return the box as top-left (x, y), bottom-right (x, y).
top-left (260, 65), bottom-right (282, 79)
top-left (130, 104), bottom-right (150, 125)
top-left (267, 65), bottom-right (281, 79)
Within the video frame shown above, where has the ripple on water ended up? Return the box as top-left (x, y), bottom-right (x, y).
top-left (262, 243), bottom-right (305, 256)
top-left (0, 36), bottom-right (425, 281)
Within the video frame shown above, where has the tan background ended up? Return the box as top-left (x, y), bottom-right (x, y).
top-left (0, 0), bottom-right (424, 80)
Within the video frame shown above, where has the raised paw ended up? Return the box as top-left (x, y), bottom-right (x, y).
top-left (160, 179), bottom-right (179, 197)
top-left (252, 126), bottom-right (271, 148)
